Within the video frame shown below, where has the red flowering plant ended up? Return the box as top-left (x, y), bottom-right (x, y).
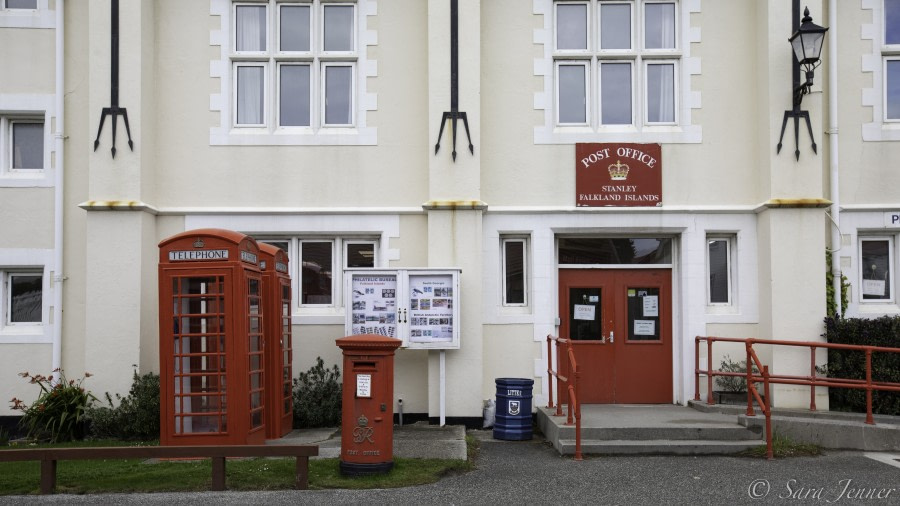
top-left (9, 369), bottom-right (97, 443)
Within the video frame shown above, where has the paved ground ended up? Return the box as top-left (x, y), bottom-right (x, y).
top-left (4, 430), bottom-right (900, 505)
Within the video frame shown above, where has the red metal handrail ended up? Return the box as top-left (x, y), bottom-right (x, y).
top-left (695, 335), bottom-right (900, 460)
top-left (547, 334), bottom-right (582, 461)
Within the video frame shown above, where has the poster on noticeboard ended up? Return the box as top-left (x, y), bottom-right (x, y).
top-left (345, 269), bottom-right (460, 349)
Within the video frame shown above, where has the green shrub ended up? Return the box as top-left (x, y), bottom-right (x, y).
top-left (716, 355), bottom-right (760, 393)
top-left (86, 370), bottom-right (160, 441)
top-left (10, 369), bottom-right (96, 443)
top-left (293, 357), bottom-right (342, 428)
top-left (824, 316), bottom-right (900, 415)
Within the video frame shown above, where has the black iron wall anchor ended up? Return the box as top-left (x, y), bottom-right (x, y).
top-left (434, 0), bottom-right (474, 162)
top-left (93, 0), bottom-right (134, 158)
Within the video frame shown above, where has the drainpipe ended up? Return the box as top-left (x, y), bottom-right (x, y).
top-left (828, 0), bottom-right (841, 316)
top-left (52, 0), bottom-right (65, 372)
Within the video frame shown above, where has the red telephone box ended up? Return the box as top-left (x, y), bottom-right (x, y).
top-left (336, 334), bottom-right (402, 476)
top-left (158, 229), bottom-right (266, 446)
top-left (259, 242), bottom-right (294, 439)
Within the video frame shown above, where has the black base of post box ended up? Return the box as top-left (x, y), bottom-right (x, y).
top-left (339, 460), bottom-right (394, 477)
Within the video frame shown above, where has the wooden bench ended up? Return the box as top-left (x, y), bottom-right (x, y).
top-left (0, 444), bottom-right (319, 494)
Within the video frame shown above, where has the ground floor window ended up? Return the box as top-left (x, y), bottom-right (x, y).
top-left (3, 270), bottom-right (42, 325)
top-left (257, 237), bottom-right (377, 309)
top-left (707, 235), bottom-right (734, 306)
top-left (860, 237), bottom-right (893, 302)
top-left (502, 237), bottom-right (528, 306)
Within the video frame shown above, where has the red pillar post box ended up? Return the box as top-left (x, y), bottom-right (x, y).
top-left (259, 243), bottom-right (294, 439)
top-left (158, 229), bottom-right (266, 446)
top-left (336, 334), bottom-right (402, 476)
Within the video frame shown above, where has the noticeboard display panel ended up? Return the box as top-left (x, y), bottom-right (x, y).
top-left (345, 269), bottom-right (460, 349)
top-left (349, 274), bottom-right (398, 338)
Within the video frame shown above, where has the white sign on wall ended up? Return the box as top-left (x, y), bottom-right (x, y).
top-left (345, 268), bottom-right (461, 349)
top-left (884, 212), bottom-right (900, 228)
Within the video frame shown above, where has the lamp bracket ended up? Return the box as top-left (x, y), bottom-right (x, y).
top-left (777, 108), bottom-right (817, 161)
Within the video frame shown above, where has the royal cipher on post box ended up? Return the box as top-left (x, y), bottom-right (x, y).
top-left (158, 229), bottom-right (267, 446)
top-left (336, 334), bottom-right (402, 476)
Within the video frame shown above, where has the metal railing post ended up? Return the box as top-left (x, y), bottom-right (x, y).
top-left (707, 338), bottom-right (714, 404)
top-left (694, 336), bottom-right (701, 401)
top-left (865, 349), bottom-right (874, 425)
top-left (546, 336), bottom-right (554, 409)
top-left (745, 341), bottom-right (755, 417)
top-left (810, 345), bottom-right (817, 411)
top-left (763, 365), bottom-right (773, 460)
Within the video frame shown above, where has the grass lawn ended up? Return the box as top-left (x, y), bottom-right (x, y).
top-left (0, 438), bottom-right (477, 495)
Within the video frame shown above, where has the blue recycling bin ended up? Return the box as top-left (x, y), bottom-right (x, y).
top-left (493, 378), bottom-right (534, 440)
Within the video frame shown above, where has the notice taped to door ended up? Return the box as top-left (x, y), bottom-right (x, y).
top-left (574, 304), bottom-right (595, 321)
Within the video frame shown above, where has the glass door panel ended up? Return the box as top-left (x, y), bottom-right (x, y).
top-left (171, 275), bottom-right (227, 434)
top-left (568, 287), bottom-right (602, 341)
top-left (626, 287), bottom-right (661, 342)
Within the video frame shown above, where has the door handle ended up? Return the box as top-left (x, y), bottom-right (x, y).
top-left (609, 331), bottom-right (615, 343)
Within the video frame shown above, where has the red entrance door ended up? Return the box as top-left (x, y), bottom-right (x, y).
top-left (558, 269), bottom-right (672, 403)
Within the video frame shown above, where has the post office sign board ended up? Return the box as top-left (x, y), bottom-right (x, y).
top-left (576, 143), bottom-right (662, 207)
top-left (885, 212), bottom-right (900, 228)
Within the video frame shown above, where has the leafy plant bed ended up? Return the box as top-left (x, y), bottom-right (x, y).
top-left (0, 440), bottom-right (474, 495)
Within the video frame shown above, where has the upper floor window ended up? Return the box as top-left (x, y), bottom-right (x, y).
top-left (4, 0), bottom-right (37, 8)
top-left (212, 0), bottom-right (375, 145)
top-left (554, 1), bottom-right (679, 129)
top-left (885, 0), bottom-right (900, 120)
top-left (1, 116), bottom-right (44, 174)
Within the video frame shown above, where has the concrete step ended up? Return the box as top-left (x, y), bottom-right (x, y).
top-left (558, 438), bottom-right (764, 456)
top-left (554, 425), bottom-right (762, 441)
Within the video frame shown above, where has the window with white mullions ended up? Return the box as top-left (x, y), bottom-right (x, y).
top-left (885, 0), bottom-right (900, 121)
top-left (230, 0), bottom-right (358, 130)
top-left (5, 0), bottom-right (37, 9)
top-left (552, 0), bottom-right (679, 129)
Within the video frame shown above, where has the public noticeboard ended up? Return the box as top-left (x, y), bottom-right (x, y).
top-left (345, 269), bottom-right (461, 349)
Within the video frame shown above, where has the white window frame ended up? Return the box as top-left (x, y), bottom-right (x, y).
top-left (884, 57), bottom-right (900, 122)
top-left (1, 115), bottom-right (46, 174)
top-left (859, 236), bottom-right (895, 303)
top-left (344, 240), bottom-right (377, 268)
top-left (706, 235), bottom-right (734, 307)
top-left (552, 0), bottom-right (678, 130)
top-left (276, 62), bottom-right (313, 129)
top-left (555, 61), bottom-right (590, 126)
top-left (0, 0), bottom-right (52, 29)
top-left (501, 237), bottom-right (529, 307)
top-left (320, 62), bottom-right (356, 127)
top-left (863, 0), bottom-right (900, 139)
top-left (232, 62), bottom-right (269, 128)
top-left (211, 0), bottom-right (376, 145)
top-left (535, 0), bottom-right (700, 144)
top-left (643, 60), bottom-right (679, 125)
top-left (262, 237), bottom-right (379, 310)
top-left (3, 269), bottom-right (44, 327)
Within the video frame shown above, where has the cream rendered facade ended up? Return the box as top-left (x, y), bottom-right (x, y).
top-left (1, 0), bottom-right (899, 423)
